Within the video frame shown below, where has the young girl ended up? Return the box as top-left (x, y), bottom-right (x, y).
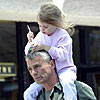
top-left (24, 2), bottom-right (77, 100)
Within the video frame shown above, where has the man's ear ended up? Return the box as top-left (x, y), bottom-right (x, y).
top-left (50, 60), bottom-right (55, 69)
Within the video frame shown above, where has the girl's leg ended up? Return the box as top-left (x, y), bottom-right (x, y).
top-left (58, 69), bottom-right (77, 100)
top-left (24, 82), bottom-right (43, 100)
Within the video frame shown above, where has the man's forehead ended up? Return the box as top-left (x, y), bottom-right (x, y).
top-left (33, 55), bottom-right (44, 61)
top-left (27, 56), bottom-right (44, 63)
top-left (27, 58), bottom-right (40, 67)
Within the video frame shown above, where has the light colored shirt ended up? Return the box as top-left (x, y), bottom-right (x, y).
top-left (45, 90), bottom-right (52, 100)
top-left (25, 28), bottom-right (76, 73)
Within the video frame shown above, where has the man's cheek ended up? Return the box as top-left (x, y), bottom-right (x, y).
top-left (41, 73), bottom-right (47, 79)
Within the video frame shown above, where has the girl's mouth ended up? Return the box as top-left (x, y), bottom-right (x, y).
top-left (43, 32), bottom-right (46, 34)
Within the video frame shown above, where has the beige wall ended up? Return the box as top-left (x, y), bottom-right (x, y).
top-left (63, 0), bottom-right (100, 26)
top-left (0, 0), bottom-right (100, 26)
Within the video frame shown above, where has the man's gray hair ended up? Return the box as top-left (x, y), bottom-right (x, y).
top-left (25, 50), bottom-right (52, 64)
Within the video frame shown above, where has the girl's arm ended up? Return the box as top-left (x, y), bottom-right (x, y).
top-left (32, 34), bottom-right (72, 61)
top-left (48, 35), bottom-right (72, 61)
top-left (25, 32), bottom-right (41, 55)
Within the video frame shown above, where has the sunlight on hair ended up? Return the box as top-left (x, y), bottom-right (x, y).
top-left (53, 0), bottom-right (65, 10)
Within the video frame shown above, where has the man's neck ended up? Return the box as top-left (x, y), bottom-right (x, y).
top-left (43, 73), bottom-right (59, 91)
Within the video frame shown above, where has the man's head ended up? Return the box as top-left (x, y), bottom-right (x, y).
top-left (25, 50), bottom-right (58, 85)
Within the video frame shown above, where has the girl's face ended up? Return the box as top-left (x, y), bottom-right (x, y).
top-left (38, 21), bottom-right (57, 36)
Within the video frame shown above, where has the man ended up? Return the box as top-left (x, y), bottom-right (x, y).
top-left (24, 50), bottom-right (97, 100)
top-left (25, 50), bottom-right (64, 100)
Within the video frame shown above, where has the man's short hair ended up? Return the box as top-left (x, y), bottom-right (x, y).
top-left (25, 50), bottom-right (52, 64)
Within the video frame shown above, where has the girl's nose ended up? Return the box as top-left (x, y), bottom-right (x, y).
top-left (40, 27), bottom-right (44, 32)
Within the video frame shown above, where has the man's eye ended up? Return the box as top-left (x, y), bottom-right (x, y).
top-left (28, 68), bottom-right (32, 71)
top-left (35, 65), bottom-right (41, 68)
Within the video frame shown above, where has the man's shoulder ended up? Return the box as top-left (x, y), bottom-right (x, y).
top-left (75, 80), bottom-right (97, 100)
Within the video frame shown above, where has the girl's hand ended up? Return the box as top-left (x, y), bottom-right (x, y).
top-left (33, 44), bottom-right (50, 52)
top-left (27, 32), bottom-right (34, 43)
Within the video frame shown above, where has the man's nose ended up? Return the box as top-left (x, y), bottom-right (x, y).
top-left (31, 69), bottom-right (37, 75)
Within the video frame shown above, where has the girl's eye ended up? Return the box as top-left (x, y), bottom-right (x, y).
top-left (44, 26), bottom-right (48, 28)
top-left (39, 25), bottom-right (41, 27)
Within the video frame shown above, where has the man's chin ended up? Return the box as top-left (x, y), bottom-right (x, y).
top-left (35, 80), bottom-right (44, 84)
